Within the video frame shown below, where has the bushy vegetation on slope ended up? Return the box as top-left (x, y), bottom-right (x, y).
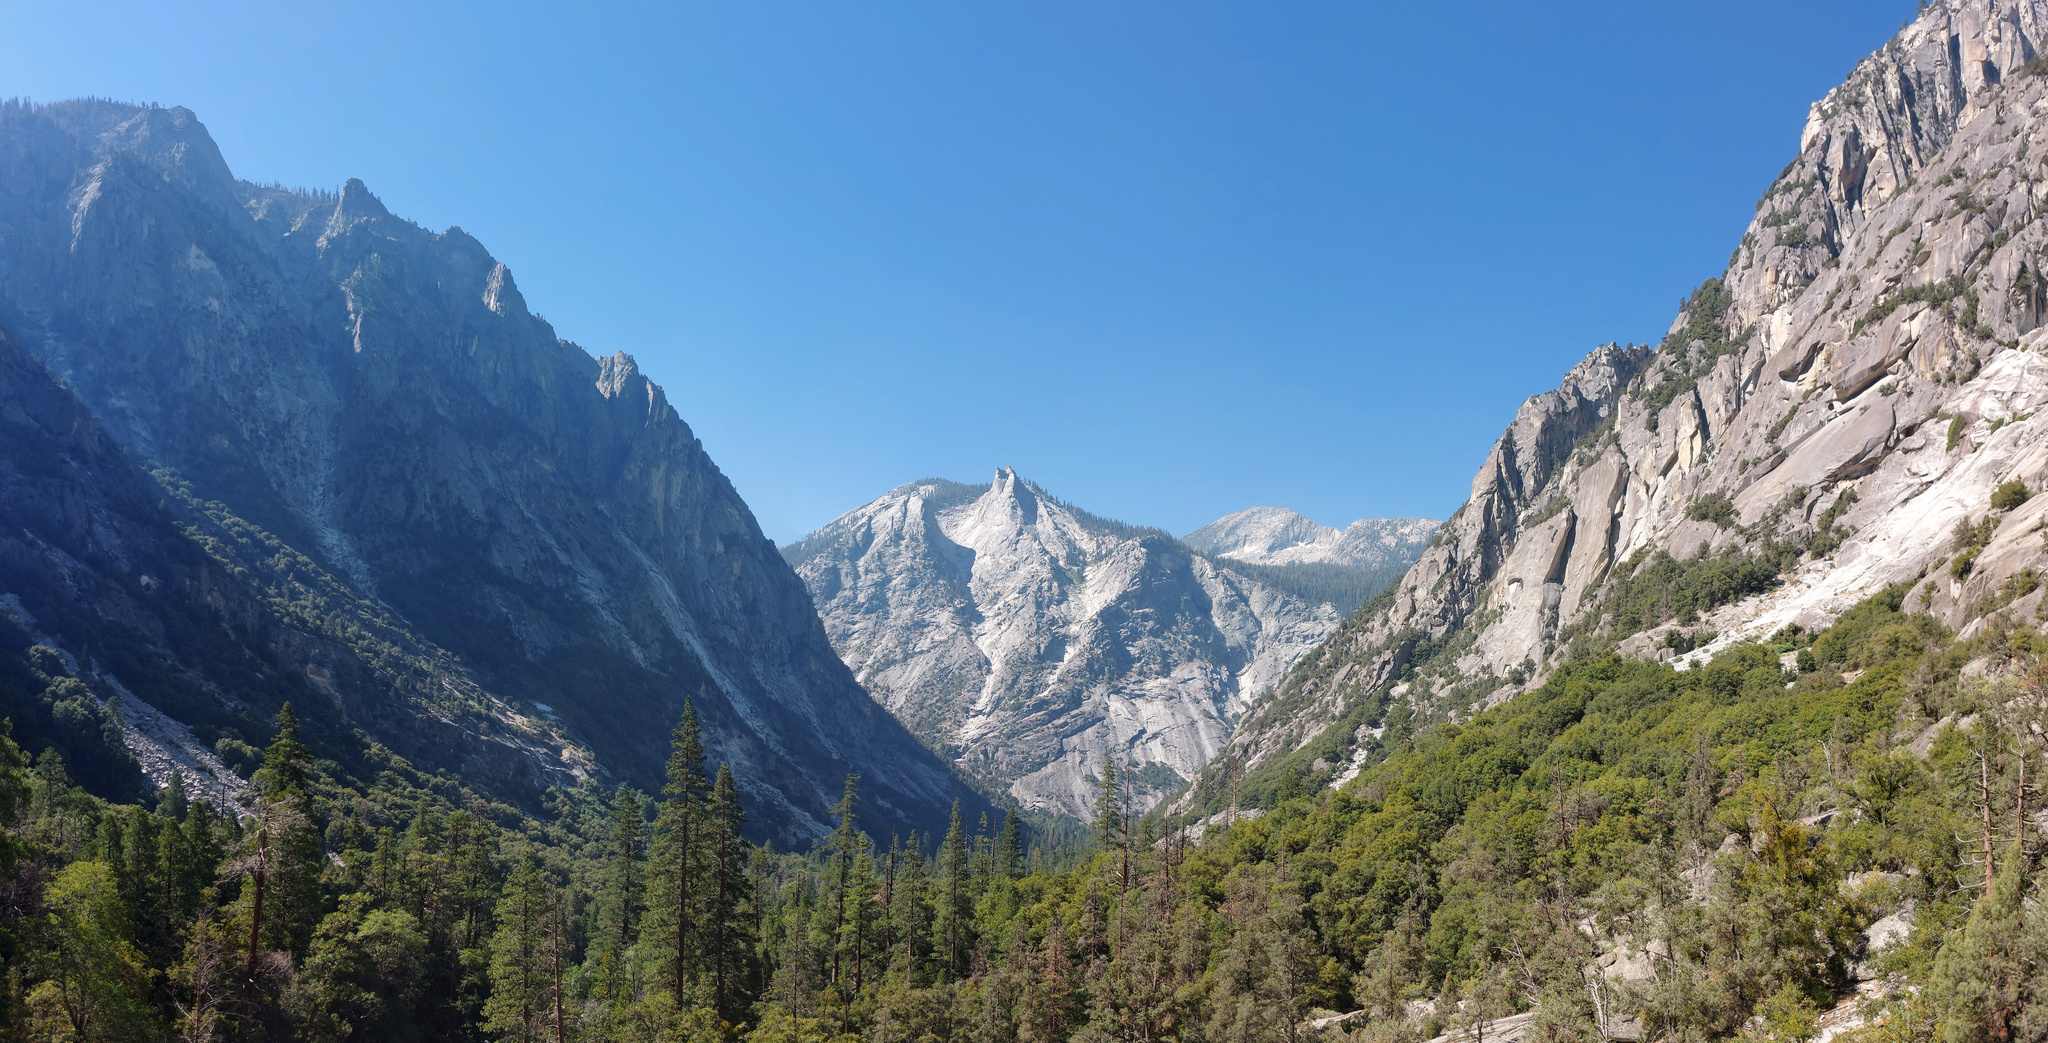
top-left (5, 582), bottom-right (2048, 1041)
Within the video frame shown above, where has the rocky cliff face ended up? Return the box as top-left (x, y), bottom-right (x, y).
top-left (782, 471), bottom-right (1341, 817)
top-left (1183, 509), bottom-right (1437, 569)
top-left (1192, 0), bottom-right (2048, 817)
top-left (0, 99), bottom-right (984, 843)
top-left (0, 319), bottom-right (595, 813)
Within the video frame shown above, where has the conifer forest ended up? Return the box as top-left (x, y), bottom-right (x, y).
top-left (4, 582), bottom-right (2048, 1042)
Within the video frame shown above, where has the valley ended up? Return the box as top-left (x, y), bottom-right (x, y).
top-left (7, 2), bottom-right (2048, 1040)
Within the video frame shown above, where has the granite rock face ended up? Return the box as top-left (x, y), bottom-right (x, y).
top-left (783, 471), bottom-right (1341, 817)
top-left (0, 99), bottom-right (985, 843)
top-left (1194, 0), bottom-right (2048, 815)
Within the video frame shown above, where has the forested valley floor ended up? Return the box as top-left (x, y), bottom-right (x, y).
top-left (5, 576), bottom-right (2048, 1042)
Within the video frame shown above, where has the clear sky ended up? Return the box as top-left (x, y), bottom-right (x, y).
top-left (1, 1), bottom-right (1917, 542)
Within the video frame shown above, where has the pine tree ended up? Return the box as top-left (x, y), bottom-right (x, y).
top-left (768, 877), bottom-right (824, 1017)
top-left (995, 808), bottom-right (1023, 880)
top-left (1932, 844), bottom-right (2032, 1042)
top-left (251, 704), bottom-right (323, 956)
top-left (644, 702), bottom-right (710, 1006)
top-left (704, 763), bottom-right (756, 1024)
top-left (1093, 757), bottom-right (1122, 854)
top-left (229, 714), bottom-right (318, 1035)
top-left (151, 814), bottom-right (205, 963)
top-left (445, 809), bottom-right (498, 1027)
top-left (162, 769), bottom-right (189, 822)
top-left (890, 833), bottom-right (932, 978)
top-left (844, 838), bottom-right (879, 995)
top-left (259, 703), bottom-right (312, 794)
top-left (589, 786), bottom-right (643, 1009)
top-left (483, 859), bottom-right (549, 1043)
top-left (976, 811), bottom-right (993, 884)
top-left (1679, 732), bottom-right (1716, 849)
top-left (546, 881), bottom-right (570, 1043)
top-left (935, 801), bottom-right (972, 980)
top-left (116, 807), bottom-right (171, 964)
top-left (826, 773), bottom-right (861, 989)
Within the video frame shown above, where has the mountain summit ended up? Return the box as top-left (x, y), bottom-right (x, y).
top-left (784, 470), bottom-right (1342, 817)
top-left (0, 99), bottom-right (985, 843)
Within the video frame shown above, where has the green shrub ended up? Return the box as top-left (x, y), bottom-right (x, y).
top-left (1687, 492), bottom-right (1739, 528)
top-left (1992, 479), bottom-right (2031, 511)
top-left (1948, 513), bottom-right (2001, 580)
top-left (1767, 406), bottom-right (1798, 445)
top-left (1584, 547), bottom-right (1783, 638)
top-left (1985, 569), bottom-right (2041, 614)
top-left (1808, 490), bottom-right (1859, 559)
top-left (214, 736), bottom-right (261, 778)
top-left (1857, 273), bottom-right (1972, 334)
top-left (1951, 547), bottom-right (1982, 579)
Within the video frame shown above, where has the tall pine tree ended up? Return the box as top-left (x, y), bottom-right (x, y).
top-left (826, 774), bottom-right (861, 990)
top-left (589, 786), bottom-right (643, 1010)
top-left (704, 764), bottom-right (756, 1024)
top-left (646, 702), bottom-right (709, 1005)
top-left (935, 802), bottom-right (972, 981)
top-left (482, 859), bottom-right (549, 1043)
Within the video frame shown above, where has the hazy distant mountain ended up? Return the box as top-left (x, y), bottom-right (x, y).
top-left (1181, 508), bottom-right (1437, 614)
top-left (1184, 508), bottom-right (1437, 569)
top-left (0, 98), bottom-right (986, 843)
top-left (782, 470), bottom-right (1340, 817)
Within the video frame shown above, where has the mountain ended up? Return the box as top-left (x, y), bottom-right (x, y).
top-left (781, 470), bottom-right (1341, 817)
top-left (1185, 0), bottom-right (2048, 818)
top-left (1182, 508), bottom-right (1437, 614)
top-left (0, 99), bottom-right (987, 844)
top-left (0, 318), bottom-right (595, 813)
top-left (1183, 508), bottom-right (1436, 570)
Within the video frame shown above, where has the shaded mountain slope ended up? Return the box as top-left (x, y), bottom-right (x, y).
top-left (0, 320), bottom-right (590, 812)
top-left (0, 99), bottom-right (985, 843)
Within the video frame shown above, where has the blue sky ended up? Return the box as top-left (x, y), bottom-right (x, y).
top-left (2, 1), bottom-right (1916, 541)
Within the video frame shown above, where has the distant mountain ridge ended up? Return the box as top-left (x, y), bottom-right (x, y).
top-left (1183, 507), bottom-right (1437, 569)
top-left (0, 98), bottom-right (987, 843)
top-left (783, 470), bottom-right (1345, 817)
top-left (1182, 508), bottom-right (1437, 616)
